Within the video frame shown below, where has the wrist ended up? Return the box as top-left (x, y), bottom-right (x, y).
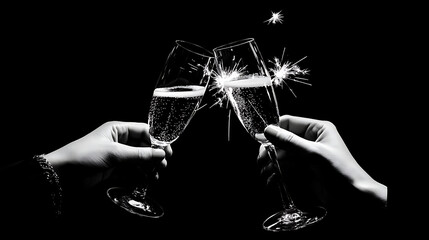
top-left (353, 176), bottom-right (388, 206)
top-left (44, 149), bottom-right (70, 177)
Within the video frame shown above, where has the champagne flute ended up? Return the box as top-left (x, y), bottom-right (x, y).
top-left (107, 40), bottom-right (213, 218)
top-left (213, 38), bottom-right (326, 231)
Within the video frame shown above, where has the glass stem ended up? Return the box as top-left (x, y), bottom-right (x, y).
top-left (132, 184), bottom-right (149, 199)
top-left (131, 143), bottom-right (163, 200)
top-left (265, 143), bottom-right (296, 211)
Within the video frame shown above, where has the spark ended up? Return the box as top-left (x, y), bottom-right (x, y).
top-left (201, 62), bottom-right (247, 142)
top-left (265, 10), bottom-right (284, 25)
top-left (227, 108), bottom-right (231, 141)
top-left (268, 47), bottom-right (311, 98)
top-left (207, 61), bottom-right (246, 109)
top-left (194, 62), bottom-right (215, 111)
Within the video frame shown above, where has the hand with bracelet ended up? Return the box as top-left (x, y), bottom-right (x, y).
top-left (0, 121), bottom-right (173, 223)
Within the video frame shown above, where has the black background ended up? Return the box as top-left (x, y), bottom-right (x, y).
top-left (4, 0), bottom-right (415, 237)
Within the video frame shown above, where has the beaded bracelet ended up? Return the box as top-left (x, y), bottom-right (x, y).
top-left (33, 154), bottom-right (63, 217)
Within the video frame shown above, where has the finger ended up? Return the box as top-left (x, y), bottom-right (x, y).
top-left (114, 144), bottom-right (166, 164)
top-left (163, 145), bottom-right (173, 159)
top-left (257, 145), bottom-right (278, 182)
top-left (260, 161), bottom-right (276, 180)
top-left (160, 158), bottom-right (167, 168)
top-left (278, 115), bottom-right (324, 141)
top-left (264, 125), bottom-right (317, 154)
top-left (111, 122), bottom-right (151, 144)
top-left (266, 172), bottom-right (277, 186)
top-left (257, 144), bottom-right (269, 167)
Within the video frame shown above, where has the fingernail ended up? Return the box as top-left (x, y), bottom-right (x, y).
top-left (152, 149), bottom-right (166, 159)
top-left (265, 125), bottom-right (279, 136)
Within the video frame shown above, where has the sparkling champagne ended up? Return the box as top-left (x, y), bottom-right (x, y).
top-left (224, 76), bottom-right (279, 143)
top-left (148, 85), bottom-right (205, 147)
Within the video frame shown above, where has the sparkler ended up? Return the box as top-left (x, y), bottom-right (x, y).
top-left (201, 47), bottom-right (310, 112)
top-left (196, 62), bottom-right (246, 141)
top-left (265, 10), bottom-right (284, 25)
top-left (268, 47), bottom-right (310, 98)
top-left (205, 61), bottom-right (246, 109)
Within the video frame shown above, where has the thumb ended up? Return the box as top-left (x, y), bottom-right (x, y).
top-left (264, 125), bottom-right (316, 154)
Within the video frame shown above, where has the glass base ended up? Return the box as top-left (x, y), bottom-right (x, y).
top-left (262, 206), bottom-right (326, 232)
top-left (106, 186), bottom-right (164, 218)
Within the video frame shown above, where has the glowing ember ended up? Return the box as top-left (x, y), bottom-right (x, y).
top-left (265, 10), bottom-right (284, 25)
